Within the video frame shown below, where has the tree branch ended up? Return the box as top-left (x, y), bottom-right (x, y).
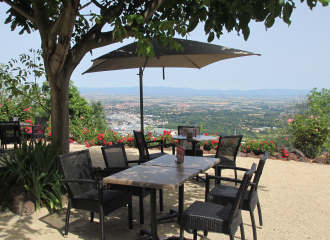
top-left (49, 0), bottom-right (80, 76)
top-left (91, 0), bottom-right (126, 32)
top-left (2, 0), bottom-right (35, 23)
top-left (48, 8), bottom-right (67, 53)
top-left (143, 0), bottom-right (165, 22)
top-left (79, 1), bottom-right (92, 10)
top-left (91, 0), bottom-right (103, 9)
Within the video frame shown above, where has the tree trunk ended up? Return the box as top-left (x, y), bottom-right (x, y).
top-left (49, 74), bottom-right (70, 154)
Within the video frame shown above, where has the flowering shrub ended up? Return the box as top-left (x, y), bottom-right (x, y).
top-left (240, 139), bottom-right (278, 156)
top-left (202, 139), bottom-right (219, 151)
top-left (287, 114), bottom-right (330, 158)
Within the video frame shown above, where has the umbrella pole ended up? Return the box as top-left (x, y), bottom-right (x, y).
top-left (139, 67), bottom-right (144, 134)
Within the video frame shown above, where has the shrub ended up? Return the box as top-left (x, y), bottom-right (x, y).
top-left (287, 114), bottom-right (330, 158)
top-left (240, 139), bottom-right (278, 156)
top-left (0, 140), bottom-right (64, 213)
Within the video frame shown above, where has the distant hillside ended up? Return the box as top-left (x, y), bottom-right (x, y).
top-left (79, 86), bottom-right (310, 97)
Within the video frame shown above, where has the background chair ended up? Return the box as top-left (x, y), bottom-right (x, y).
top-left (210, 135), bottom-right (243, 185)
top-left (59, 149), bottom-right (133, 240)
top-left (179, 163), bottom-right (257, 240)
top-left (24, 117), bottom-right (48, 143)
top-left (101, 143), bottom-right (163, 225)
top-left (206, 152), bottom-right (268, 240)
top-left (0, 121), bottom-right (21, 152)
top-left (133, 130), bottom-right (175, 162)
top-left (177, 126), bottom-right (203, 156)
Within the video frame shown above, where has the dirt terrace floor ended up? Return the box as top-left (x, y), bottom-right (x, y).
top-left (1, 143), bottom-right (330, 240)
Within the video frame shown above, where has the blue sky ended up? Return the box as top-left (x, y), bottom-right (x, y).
top-left (0, 2), bottom-right (329, 91)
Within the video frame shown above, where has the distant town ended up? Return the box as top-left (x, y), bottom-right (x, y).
top-left (82, 93), bottom-right (296, 139)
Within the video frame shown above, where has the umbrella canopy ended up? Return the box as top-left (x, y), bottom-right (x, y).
top-left (83, 38), bottom-right (260, 132)
top-left (84, 38), bottom-right (259, 73)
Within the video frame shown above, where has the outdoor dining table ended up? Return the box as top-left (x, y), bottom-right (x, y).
top-left (172, 135), bottom-right (218, 156)
top-left (103, 164), bottom-right (200, 240)
top-left (142, 154), bottom-right (220, 223)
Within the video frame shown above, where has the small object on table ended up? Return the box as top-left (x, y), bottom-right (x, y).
top-left (176, 145), bottom-right (185, 164)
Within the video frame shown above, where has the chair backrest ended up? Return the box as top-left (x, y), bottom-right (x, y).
top-left (228, 163), bottom-right (257, 223)
top-left (59, 149), bottom-right (95, 198)
top-left (101, 143), bottom-right (129, 168)
top-left (248, 151), bottom-right (268, 201)
top-left (35, 117), bottom-right (49, 126)
top-left (215, 135), bottom-right (243, 162)
top-left (133, 130), bottom-right (150, 160)
top-left (0, 121), bottom-right (21, 144)
top-left (177, 126), bottom-right (201, 149)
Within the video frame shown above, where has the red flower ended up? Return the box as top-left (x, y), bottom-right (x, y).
top-left (176, 140), bottom-right (179, 143)
top-left (204, 133), bottom-right (209, 136)
top-left (153, 137), bottom-right (157, 141)
top-left (247, 146), bottom-right (250, 148)
top-left (282, 150), bottom-right (287, 154)
top-left (149, 132), bottom-right (152, 135)
top-left (260, 143), bottom-right (263, 145)
top-left (109, 142), bottom-right (113, 145)
top-left (257, 148), bottom-right (259, 150)
top-left (80, 116), bottom-right (84, 120)
top-left (243, 150), bottom-right (246, 153)
top-left (215, 133), bottom-right (218, 135)
top-left (48, 131), bottom-right (52, 137)
top-left (69, 139), bottom-right (74, 143)
top-left (270, 141), bottom-right (273, 144)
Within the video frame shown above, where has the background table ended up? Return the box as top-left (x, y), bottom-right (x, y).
top-left (172, 135), bottom-right (218, 156)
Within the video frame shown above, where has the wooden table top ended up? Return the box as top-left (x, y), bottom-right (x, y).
top-left (103, 165), bottom-right (200, 190)
top-left (143, 155), bottom-right (220, 173)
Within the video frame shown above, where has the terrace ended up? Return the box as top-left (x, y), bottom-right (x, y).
top-left (1, 143), bottom-right (329, 239)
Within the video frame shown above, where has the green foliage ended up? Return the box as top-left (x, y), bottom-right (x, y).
top-left (0, 140), bottom-right (63, 213)
top-left (287, 88), bottom-right (330, 158)
top-left (0, 49), bottom-right (50, 116)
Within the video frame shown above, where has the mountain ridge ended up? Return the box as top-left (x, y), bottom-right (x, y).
top-left (79, 86), bottom-right (310, 97)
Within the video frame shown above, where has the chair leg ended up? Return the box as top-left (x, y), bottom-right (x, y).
top-left (204, 230), bottom-right (208, 237)
top-left (179, 224), bottom-right (185, 240)
top-left (193, 229), bottom-right (197, 240)
top-left (159, 189), bottom-right (164, 213)
top-left (139, 193), bottom-right (144, 225)
top-left (128, 202), bottom-right (133, 230)
top-left (91, 212), bottom-right (94, 222)
top-left (64, 201), bottom-right (72, 236)
top-left (249, 208), bottom-right (258, 240)
top-left (257, 201), bottom-right (263, 226)
top-left (234, 169), bottom-right (238, 186)
top-left (215, 167), bottom-right (221, 185)
top-left (240, 222), bottom-right (245, 240)
top-left (99, 206), bottom-right (105, 240)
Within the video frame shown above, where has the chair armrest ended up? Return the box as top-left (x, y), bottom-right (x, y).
top-left (61, 179), bottom-right (103, 189)
top-left (146, 140), bottom-right (163, 145)
top-left (216, 165), bottom-right (251, 172)
top-left (206, 175), bottom-right (244, 184)
top-left (127, 159), bottom-right (147, 165)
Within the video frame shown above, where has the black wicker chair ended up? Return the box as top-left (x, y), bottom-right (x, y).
top-left (206, 152), bottom-right (268, 240)
top-left (133, 130), bottom-right (175, 162)
top-left (24, 117), bottom-right (48, 143)
top-left (101, 143), bottom-right (163, 225)
top-left (0, 121), bottom-right (21, 152)
top-left (210, 135), bottom-right (243, 185)
top-left (59, 149), bottom-right (133, 240)
top-left (177, 126), bottom-right (203, 156)
top-left (179, 163), bottom-right (257, 240)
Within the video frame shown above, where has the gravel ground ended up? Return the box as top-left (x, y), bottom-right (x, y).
top-left (1, 143), bottom-right (330, 240)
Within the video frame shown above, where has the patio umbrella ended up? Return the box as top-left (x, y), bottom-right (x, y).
top-left (83, 38), bottom-right (260, 132)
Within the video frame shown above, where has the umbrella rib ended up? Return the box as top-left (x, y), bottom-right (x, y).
top-left (183, 55), bottom-right (201, 69)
